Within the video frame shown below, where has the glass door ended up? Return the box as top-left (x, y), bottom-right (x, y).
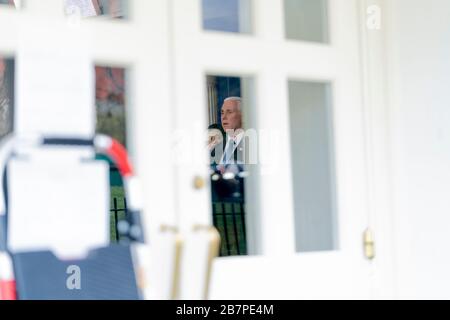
top-left (171, 0), bottom-right (373, 299)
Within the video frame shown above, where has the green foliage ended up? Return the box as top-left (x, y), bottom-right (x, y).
top-left (96, 112), bottom-right (126, 146)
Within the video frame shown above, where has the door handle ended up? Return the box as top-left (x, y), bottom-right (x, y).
top-left (193, 176), bottom-right (206, 190)
top-left (363, 228), bottom-right (375, 260)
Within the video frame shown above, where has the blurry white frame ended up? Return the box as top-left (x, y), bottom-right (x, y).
top-left (0, 0), bottom-right (177, 300)
top-left (172, 0), bottom-right (387, 299)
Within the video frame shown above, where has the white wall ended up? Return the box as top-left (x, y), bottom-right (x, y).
top-left (388, 0), bottom-right (450, 299)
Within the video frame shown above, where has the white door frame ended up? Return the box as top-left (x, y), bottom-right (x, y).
top-left (170, 0), bottom-right (393, 299)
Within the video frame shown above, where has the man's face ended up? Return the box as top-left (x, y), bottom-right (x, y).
top-left (221, 100), bottom-right (242, 132)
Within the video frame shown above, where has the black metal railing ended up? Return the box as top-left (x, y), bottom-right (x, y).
top-left (211, 174), bottom-right (247, 257)
top-left (110, 197), bottom-right (127, 242)
top-left (212, 199), bottom-right (247, 257)
top-left (109, 175), bottom-right (248, 256)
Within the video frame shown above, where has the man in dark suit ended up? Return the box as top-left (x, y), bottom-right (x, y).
top-left (210, 97), bottom-right (246, 201)
top-left (218, 97), bottom-right (245, 173)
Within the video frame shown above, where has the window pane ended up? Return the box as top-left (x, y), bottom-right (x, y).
top-left (0, 57), bottom-right (14, 139)
top-left (202, 0), bottom-right (252, 33)
top-left (288, 81), bottom-right (337, 252)
top-left (284, 0), bottom-right (329, 43)
top-left (95, 65), bottom-right (127, 243)
top-left (95, 66), bottom-right (127, 146)
top-left (207, 75), bottom-right (255, 256)
top-left (65, 0), bottom-right (128, 19)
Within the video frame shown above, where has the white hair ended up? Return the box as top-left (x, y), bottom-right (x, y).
top-left (224, 97), bottom-right (242, 112)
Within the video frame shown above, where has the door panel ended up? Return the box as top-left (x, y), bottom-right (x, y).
top-left (172, 0), bottom-right (371, 299)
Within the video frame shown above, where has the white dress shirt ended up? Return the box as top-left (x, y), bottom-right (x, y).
top-left (220, 131), bottom-right (244, 165)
